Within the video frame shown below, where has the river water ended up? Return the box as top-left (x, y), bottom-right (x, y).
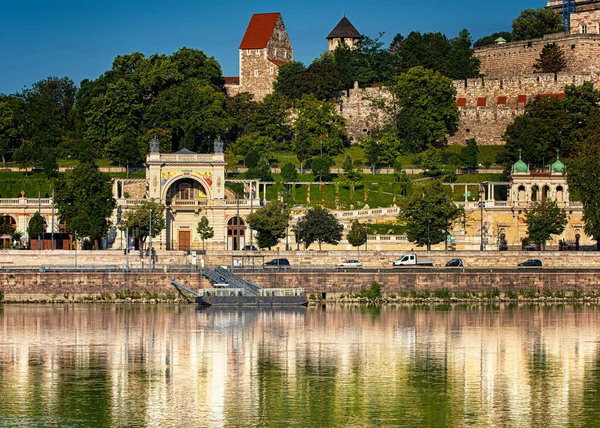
top-left (1, 304), bottom-right (600, 427)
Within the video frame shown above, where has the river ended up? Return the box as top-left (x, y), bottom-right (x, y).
top-left (1, 304), bottom-right (600, 427)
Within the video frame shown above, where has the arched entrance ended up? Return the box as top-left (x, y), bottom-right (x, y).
top-left (0, 215), bottom-right (17, 247)
top-left (165, 178), bottom-right (209, 206)
top-left (227, 216), bottom-right (246, 251)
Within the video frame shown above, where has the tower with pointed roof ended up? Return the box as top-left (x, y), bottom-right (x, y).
top-left (238, 13), bottom-right (293, 101)
top-left (327, 16), bottom-right (362, 51)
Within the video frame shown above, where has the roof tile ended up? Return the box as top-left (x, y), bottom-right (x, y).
top-left (239, 13), bottom-right (280, 49)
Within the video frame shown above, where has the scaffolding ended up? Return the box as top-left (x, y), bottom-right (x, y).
top-left (563, 0), bottom-right (576, 32)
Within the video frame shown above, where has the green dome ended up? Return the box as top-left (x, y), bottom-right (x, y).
top-left (512, 150), bottom-right (528, 173)
top-left (551, 150), bottom-right (565, 173)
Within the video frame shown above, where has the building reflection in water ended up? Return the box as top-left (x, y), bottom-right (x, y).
top-left (1, 304), bottom-right (600, 426)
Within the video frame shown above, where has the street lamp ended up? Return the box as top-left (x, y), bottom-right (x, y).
top-left (479, 182), bottom-right (487, 251)
top-left (427, 219), bottom-right (432, 252)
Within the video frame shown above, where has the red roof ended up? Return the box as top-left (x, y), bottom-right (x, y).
top-left (239, 13), bottom-right (280, 49)
top-left (269, 60), bottom-right (286, 66)
top-left (223, 76), bottom-right (240, 85)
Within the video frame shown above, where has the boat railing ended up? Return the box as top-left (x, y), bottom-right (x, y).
top-left (259, 288), bottom-right (305, 297)
top-left (203, 288), bottom-right (245, 297)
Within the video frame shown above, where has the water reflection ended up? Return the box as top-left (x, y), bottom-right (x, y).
top-left (1, 304), bottom-right (600, 426)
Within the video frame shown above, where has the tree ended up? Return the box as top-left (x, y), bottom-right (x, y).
top-left (392, 31), bottom-right (451, 74)
top-left (362, 137), bottom-right (380, 173)
top-left (120, 199), bottom-right (166, 248)
top-left (54, 161), bottom-right (116, 248)
top-left (12, 140), bottom-right (39, 174)
top-left (297, 62), bottom-right (343, 101)
top-left (246, 201), bottom-right (290, 249)
top-left (342, 154), bottom-right (362, 182)
top-left (441, 29), bottom-right (480, 80)
top-left (224, 147), bottom-right (237, 174)
top-left (273, 61), bottom-right (306, 100)
top-left (399, 180), bottom-right (462, 247)
top-left (474, 31), bottom-right (513, 48)
top-left (525, 199), bottom-right (567, 249)
top-left (0, 98), bottom-right (18, 165)
top-left (460, 138), bottom-right (479, 171)
top-left (246, 156), bottom-right (273, 182)
top-left (421, 148), bottom-right (444, 177)
top-left (533, 43), bottom-right (567, 74)
top-left (567, 112), bottom-right (600, 248)
top-left (296, 205), bottom-right (343, 250)
top-left (244, 149), bottom-right (260, 169)
top-left (281, 163), bottom-right (298, 182)
top-left (311, 155), bottom-right (334, 182)
top-left (41, 151), bottom-right (59, 179)
top-left (512, 8), bottom-right (564, 41)
top-left (379, 67), bottom-right (459, 153)
top-left (233, 132), bottom-right (276, 158)
top-left (106, 132), bottom-right (144, 174)
top-left (196, 215), bottom-right (214, 251)
top-left (27, 212), bottom-right (45, 245)
top-left (292, 93), bottom-right (347, 159)
top-left (346, 219), bottom-right (367, 257)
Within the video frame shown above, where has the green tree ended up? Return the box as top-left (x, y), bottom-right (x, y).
top-left (346, 219), bottom-right (367, 257)
top-left (41, 151), bottom-right (59, 179)
top-left (342, 154), bottom-right (362, 182)
top-left (379, 67), bottom-right (459, 153)
top-left (362, 136), bottom-right (380, 173)
top-left (13, 141), bottom-right (38, 174)
top-left (441, 29), bottom-right (480, 80)
top-left (397, 170), bottom-right (412, 197)
top-left (106, 132), bottom-right (144, 174)
top-left (392, 32), bottom-right (451, 74)
top-left (233, 132), bottom-right (276, 157)
top-left (525, 199), bottom-right (567, 249)
top-left (460, 138), bottom-right (479, 171)
top-left (273, 61), bottom-right (306, 100)
top-left (54, 161), bottom-right (116, 248)
top-left (512, 8), bottom-right (564, 41)
top-left (474, 31), bottom-right (513, 48)
top-left (27, 211), bottom-right (45, 245)
top-left (281, 163), bottom-right (298, 182)
top-left (121, 199), bottom-right (165, 248)
top-left (297, 62), bottom-right (343, 101)
top-left (246, 156), bottom-right (273, 182)
top-left (0, 98), bottom-right (18, 165)
top-left (567, 113), bottom-right (600, 248)
top-left (246, 200), bottom-right (290, 250)
top-left (244, 149), bottom-right (260, 168)
top-left (292, 93), bottom-right (347, 159)
top-left (251, 93), bottom-right (293, 147)
top-left (311, 155), bottom-right (334, 182)
top-left (533, 43), bottom-right (567, 74)
top-left (296, 205), bottom-right (343, 250)
top-left (421, 148), bottom-right (444, 176)
top-left (196, 215), bottom-right (214, 251)
top-left (399, 180), bottom-right (462, 247)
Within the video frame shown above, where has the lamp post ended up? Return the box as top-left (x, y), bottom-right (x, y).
top-left (284, 202), bottom-right (289, 251)
top-left (427, 219), bottom-right (432, 252)
top-left (479, 183), bottom-right (487, 251)
top-left (148, 209), bottom-right (153, 267)
top-left (74, 231), bottom-right (78, 269)
top-left (117, 206), bottom-right (122, 250)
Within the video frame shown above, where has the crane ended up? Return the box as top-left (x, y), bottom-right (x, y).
top-left (563, 0), bottom-right (576, 33)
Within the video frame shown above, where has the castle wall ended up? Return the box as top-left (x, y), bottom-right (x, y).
top-left (475, 33), bottom-right (600, 78)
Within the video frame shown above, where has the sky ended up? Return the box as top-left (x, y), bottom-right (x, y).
top-left (0, 0), bottom-right (544, 95)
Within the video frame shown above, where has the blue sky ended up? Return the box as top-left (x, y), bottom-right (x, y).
top-left (0, 0), bottom-right (543, 94)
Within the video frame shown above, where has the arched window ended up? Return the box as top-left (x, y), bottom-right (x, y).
top-left (518, 185), bottom-right (526, 202)
top-left (542, 185), bottom-right (550, 200)
top-left (227, 217), bottom-right (246, 251)
top-left (531, 185), bottom-right (539, 201)
top-left (556, 186), bottom-right (564, 203)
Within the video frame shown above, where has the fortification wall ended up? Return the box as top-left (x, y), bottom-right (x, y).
top-left (475, 33), bottom-right (600, 78)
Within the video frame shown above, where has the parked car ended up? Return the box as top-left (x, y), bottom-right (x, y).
top-left (336, 260), bottom-right (362, 267)
top-left (243, 245), bottom-right (258, 251)
top-left (263, 258), bottom-right (290, 267)
top-left (523, 245), bottom-right (538, 251)
top-left (518, 259), bottom-right (542, 267)
top-left (392, 254), bottom-right (434, 267)
top-left (445, 258), bottom-right (464, 267)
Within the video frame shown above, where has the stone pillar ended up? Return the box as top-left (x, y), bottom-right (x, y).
top-left (464, 184), bottom-right (469, 203)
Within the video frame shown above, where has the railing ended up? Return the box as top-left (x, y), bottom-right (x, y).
top-left (259, 288), bottom-right (305, 297)
top-left (215, 266), bottom-right (262, 295)
top-left (0, 264), bottom-right (201, 273)
top-left (156, 154), bottom-right (217, 162)
top-left (167, 199), bottom-right (208, 207)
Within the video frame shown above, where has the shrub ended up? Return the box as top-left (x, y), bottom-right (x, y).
top-left (543, 289), bottom-right (554, 298)
top-left (484, 288), bottom-right (500, 299)
top-left (555, 290), bottom-right (566, 299)
top-left (454, 291), bottom-right (471, 299)
top-left (357, 281), bottom-right (382, 300)
top-left (572, 289), bottom-right (584, 299)
top-left (0, 288), bottom-right (4, 301)
top-left (505, 290), bottom-right (518, 299)
top-left (434, 288), bottom-right (451, 299)
top-left (519, 289), bottom-right (537, 299)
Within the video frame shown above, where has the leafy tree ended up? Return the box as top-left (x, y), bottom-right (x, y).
top-left (441, 29), bottom-right (480, 80)
top-left (392, 32), bottom-right (451, 74)
top-left (225, 92), bottom-right (258, 142)
top-left (136, 128), bottom-right (172, 154)
top-left (512, 8), bottom-right (564, 41)
top-left (281, 163), bottom-right (298, 182)
top-left (460, 138), bottom-right (479, 171)
top-left (379, 67), bottom-right (459, 153)
top-left (224, 147), bottom-right (237, 173)
top-left (0, 215), bottom-right (16, 237)
top-left (399, 180), bottom-right (462, 247)
top-left (251, 93), bottom-right (293, 147)
top-left (13, 141), bottom-right (38, 174)
top-left (54, 161), bottom-right (116, 248)
top-left (397, 170), bottom-right (412, 197)
top-left (0, 98), bottom-right (18, 165)
top-left (244, 149), bottom-right (260, 168)
top-left (362, 137), bottom-right (380, 173)
top-left (296, 205), bottom-right (344, 250)
top-left (273, 61), bottom-right (306, 100)
top-left (27, 212), bottom-right (45, 244)
top-left (474, 31), bottom-right (514, 48)
top-left (421, 148), bottom-right (444, 177)
top-left (246, 156), bottom-right (273, 182)
top-left (41, 151), bottom-right (59, 179)
top-left (567, 112), bottom-right (600, 248)
top-left (343, 154), bottom-right (362, 182)
top-left (297, 63), bottom-right (343, 101)
top-left (246, 200), bottom-right (290, 249)
top-left (346, 219), bottom-right (367, 256)
top-left (233, 132), bottom-right (276, 157)
top-left (196, 215), bottom-right (214, 251)
top-left (533, 43), bottom-right (567, 74)
top-left (311, 155), bottom-right (334, 182)
top-left (121, 199), bottom-right (166, 248)
top-left (106, 132), bottom-right (144, 173)
top-left (292, 93), bottom-right (347, 159)
top-left (525, 199), bottom-right (567, 249)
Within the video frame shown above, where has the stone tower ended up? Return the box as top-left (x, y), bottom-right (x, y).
top-left (238, 13), bottom-right (293, 101)
top-left (547, 0), bottom-right (600, 33)
top-left (327, 16), bottom-right (362, 51)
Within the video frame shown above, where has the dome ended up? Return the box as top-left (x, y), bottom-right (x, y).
top-left (551, 150), bottom-right (565, 173)
top-left (512, 150), bottom-right (528, 173)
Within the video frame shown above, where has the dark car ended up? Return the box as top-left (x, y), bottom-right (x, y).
top-left (445, 258), bottom-right (464, 267)
top-left (243, 245), bottom-right (258, 251)
top-left (523, 245), bottom-right (538, 251)
top-left (518, 259), bottom-right (542, 267)
top-left (263, 258), bottom-right (290, 267)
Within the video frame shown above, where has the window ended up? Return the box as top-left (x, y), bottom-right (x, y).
top-left (274, 48), bottom-right (277, 56)
top-left (284, 51), bottom-right (287, 59)
top-left (582, 24), bottom-right (588, 34)
top-left (246, 49), bottom-right (251, 56)
top-left (269, 67), bottom-right (274, 75)
top-left (254, 70), bottom-right (258, 78)
top-left (255, 49), bottom-right (260, 56)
